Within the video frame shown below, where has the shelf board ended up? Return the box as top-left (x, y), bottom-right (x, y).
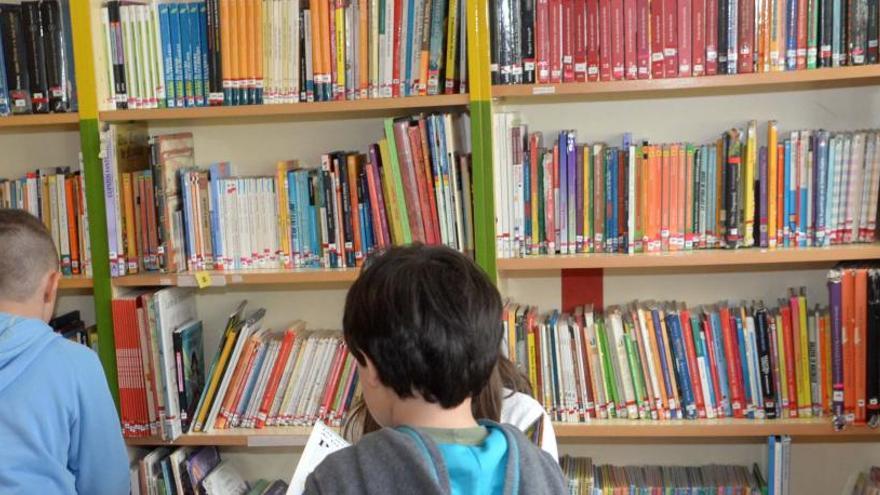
top-left (492, 65), bottom-right (880, 101)
top-left (124, 419), bottom-right (879, 447)
top-left (554, 418), bottom-right (880, 443)
top-left (113, 268), bottom-right (361, 287)
top-left (99, 94), bottom-right (470, 123)
top-left (58, 275), bottom-right (93, 290)
top-left (496, 244), bottom-right (880, 272)
top-left (0, 113), bottom-right (79, 130)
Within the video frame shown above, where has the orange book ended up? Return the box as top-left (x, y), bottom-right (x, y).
top-left (215, 332), bottom-right (262, 430)
top-left (64, 176), bottom-right (80, 275)
top-left (255, 327), bottom-right (299, 429)
top-left (252, 0), bottom-right (263, 101)
top-left (358, 0), bottom-right (369, 97)
top-left (648, 146), bottom-right (662, 253)
top-left (310, 0), bottom-right (324, 97)
top-left (121, 172), bottom-right (137, 274)
top-left (407, 124), bottom-right (437, 245)
top-left (228, 0), bottom-right (241, 102)
top-left (418, 119), bottom-right (441, 243)
top-left (219, 0), bottom-right (232, 100)
top-left (645, 307), bottom-right (669, 417)
top-left (669, 144), bottom-right (681, 251)
top-left (684, 147), bottom-right (695, 249)
top-left (842, 269), bottom-right (856, 422)
top-left (418, 0), bottom-right (432, 95)
top-left (660, 145), bottom-right (671, 252)
top-left (854, 268), bottom-right (868, 424)
top-left (319, 342), bottom-right (348, 420)
top-left (346, 154), bottom-right (364, 262)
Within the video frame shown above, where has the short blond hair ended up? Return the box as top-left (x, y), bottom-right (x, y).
top-left (0, 209), bottom-right (58, 302)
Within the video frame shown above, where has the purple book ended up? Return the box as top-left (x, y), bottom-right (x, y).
top-left (557, 132), bottom-right (567, 254)
top-left (759, 147), bottom-right (769, 248)
top-left (567, 131), bottom-right (577, 255)
top-left (368, 144), bottom-right (391, 248)
top-left (828, 269), bottom-right (845, 428)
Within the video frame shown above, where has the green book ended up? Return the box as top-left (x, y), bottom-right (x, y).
top-left (383, 118), bottom-right (413, 244)
top-left (595, 318), bottom-right (618, 418)
top-left (624, 327), bottom-right (647, 418)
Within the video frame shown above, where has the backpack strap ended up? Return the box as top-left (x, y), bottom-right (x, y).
top-left (395, 426), bottom-right (441, 484)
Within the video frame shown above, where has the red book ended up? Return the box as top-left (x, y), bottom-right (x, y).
top-left (536, 0), bottom-right (551, 83)
top-left (255, 329), bottom-right (297, 429)
top-left (417, 119), bottom-right (441, 244)
top-left (623, 0), bottom-right (638, 78)
top-left (702, 314), bottom-right (726, 418)
top-left (587, 0), bottom-right (601, 80)
top-left (705, 0), bottom-right (719, 74)
top-left (550, 0), bottom-right (563, 83)
top-left (111, 299), bottom-right (133, 437)
top-left (842, 269), bottom-right (856, 422)
top-left (636, 0), bottom-right (650, 78)
top-left (780, 305), bottom-right (800, 418)
top-left (663, 0), bottom-right (678, 77)
top-left (796, 0), bottom-right (807, 68)
top-left (318, 343), bottom-right (347, 422)
top-left (574, 0), bottom-right (588, 81)
top-left (650, 0), bottom-right (665, 77)
top-left (678, 0), bottom-right (692, 76)
top-left (611, 0), bottom-right (625, 79)
top-left (392, 0), bottom-right (403, 97)
top-left (855, 269), bottom-right (868, 424)
top-left (331, 353), bottom-right (358, 423)
top-left (364, 161), bottom-right (386, 247)
top-left (681, 308), bottom-right (707, 418)
top-left (563, 0), bottom-right (576, 81)
top-left (544, 150), bottom-right (556, 250)
top-left (719, 306), bottom-right (746, 418)
top-left (692, 0), bottom-right (706, 75)
top-left (599, 0), bottom-right (613, 80)
top-left (392, 120), bottom-right (427, 242)
top-left (737, 0), bottom-right (755, 73)
top-left (407, 125), bottom-right (438, 245)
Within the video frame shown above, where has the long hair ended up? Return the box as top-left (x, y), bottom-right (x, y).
top-left (342, 356), bottom-right (532, 443)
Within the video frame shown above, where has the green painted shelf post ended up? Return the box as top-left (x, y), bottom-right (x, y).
top-left (467, 0), bottom-right (497, 282)
top-left (70, 3), bottom-right (118, 406)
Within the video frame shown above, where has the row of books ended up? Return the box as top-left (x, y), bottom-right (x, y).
top-left (494, 115), bottom-right (880, 258)
top-left (133, 446), bottom-right (288, 495)
top-left (853, 466), bottom-right (880, 495)
top-left (767, 436), bottom-right (793, 495)
top-left (100, 0), bottom-right (467, 110)
top-left (560, 457), bottom-right (772, 494)
top-left (49, 310), bottom-right (98, 351)
top-left (0, 167), bottom-right (92, 276)
top-left (490, 0), bottom-right (880, 85)
top-left (502, 273), bottom-right (879, 424)
top-left (0, 1), bottom-right (77, 115)
top-left (101, 112), bottom-right (473, 276)
top-left (112, 292), bottom-right (360, 440)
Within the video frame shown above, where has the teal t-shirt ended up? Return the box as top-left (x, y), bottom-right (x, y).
top-left (419, 426), bottom-right (509, 495)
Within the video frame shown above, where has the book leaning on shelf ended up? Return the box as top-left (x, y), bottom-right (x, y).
top-left (49, 310), bottom-right (99, 351)
top-left (100, 112), bottom-right (473, 277)
top-left (503, 276), bottom-right (880, 425)
top-left (99, 0), bottom-right (468, 110)
top-left (0, 165), bottom-right (92, 276)
top-left (0, 0), bottom-right (78, 116)
top-left (111, 294), bottom-right (360, 440)
top-left (491, 0), bottom-right (880, 85)
top-left (494, 115), bottom-right (880, 258)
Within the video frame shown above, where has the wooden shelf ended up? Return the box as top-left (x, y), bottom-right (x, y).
top-left (113, 268), bottom-right (361, 287)
top-left (58, 275), bottom-right (93, 290)
top-left (99, 94), bottom-right (470, 123)
top-left (124, 419), bottom-right (879, 447)
top-left (0, 113), bottom-right (79, 130)
top-left (554, 418), bottom-right (880, 443)
top-left (496, 244), bottom-right (880, 273)
top-left (492, 65), bottom-right (880, 101)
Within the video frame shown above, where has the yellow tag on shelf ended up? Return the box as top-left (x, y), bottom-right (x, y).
top-left (195, 271), bottom-right (212, 289)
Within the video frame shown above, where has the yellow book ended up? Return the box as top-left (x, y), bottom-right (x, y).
top-left (276, 161), bottom-right (292, 268)
top-left (508, 304), bottom-right (518, 362)
top-left (527, 323), bottom-right (538, 396)
top-left (744, 120), bottom-right (757, 247)
top-left (798, 292), bottom-right (812, 417)
top-left (193, 321), bottom-right (242, 432)
top-left (768, 121), bottom-right (778, 248)
top-left (121, 172), bottom-right (137, 273)
top-left (378, 139), bottom-right (404, 244)
top-left (335, 1), bottom-right (345, 97)
top-left (775, 312), bottom-right (789, 415)
top-left (442, 0), bottom-right (458, 94)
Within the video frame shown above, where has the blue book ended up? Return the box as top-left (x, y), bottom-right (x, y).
top-left (693, 313), bottom-right (717, 415)
top-left (824, 136), bottom-right (837, 246)
top-left (566, 131), bottom-right (576, 253)
top-left (768, 435), bottom-right (777, 495)
top-left (180, 170), bottom-right (197, 268)
top-left (436, 116), bottom-right (454, 241)
top-left (710, 311), bottom-right (733, 417)
top-left (707, 146), bottom-right (717, 244)
top-left (547, 311), bottom-right (561, 418)
top-left (799, 138), bottom-right (808, 248)
top-left (59, 0), bottom-right (77, 110)
top-left (173, 319), bottom-right (205, 429)
top-left (198, 1), bottom-right (210, 104)
top-left (404, 0), bottom-right (416, 96)
top-left (287, 170), bottom-right (303, 268)
top-left (815, 132), bottom-right (828, 246)
top-left (783, 140), bottom-right (792, 246)
top-left (748, 318), bottom-right (764, 414)
top-left (0, 21), bottom-right (9, 116)
top-left (558, 132), bottom-right (568, 253)
top-left (786, 0), bottom-right (799, 69)
top-left (158, 3), bottom-right (176, 108)
top-left (169, 2), bottom-right (185, 108)
top-left (734, 314), bottom-right (753, 417)
top-left (667, 312), bottom-right (697, 419)
top-left (189, 3), bottom-right (204, 106)
top-left (181, 3), bottom-right (195, 107)
top-left (208, 163), bottom-right (230, 268)
top-left (309, 173), bottom-right (322, 266)
top-left (234, 340), bottom-right (268, 423)
top-left (299, 170), bottom-right (317, 266)
top-left (609, 149), bottom-right (619, 253)
top-left (651, 308), bottom-right (678, 418)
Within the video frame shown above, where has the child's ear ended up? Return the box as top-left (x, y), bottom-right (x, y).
top-left (40, 271), bottom-right (61, 322)
top-left (360, 356), bottom-right (383, 388)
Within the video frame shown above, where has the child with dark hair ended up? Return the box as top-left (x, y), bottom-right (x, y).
top-left (0, 209), bottom-right (128, 494)
top-left (305, 245), bottom-right (566, 494)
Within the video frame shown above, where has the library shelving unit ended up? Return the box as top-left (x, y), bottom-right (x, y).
top-left (0, 113), bottom-right (81, 131)
top-left (39, 0), bottom-right (876, 492)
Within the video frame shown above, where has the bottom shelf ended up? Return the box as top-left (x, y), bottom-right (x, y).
top-left (124, 418), bottom-right (880, 447)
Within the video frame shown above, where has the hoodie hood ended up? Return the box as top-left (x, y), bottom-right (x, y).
top-left (0, 313), bottom-right (56, 395)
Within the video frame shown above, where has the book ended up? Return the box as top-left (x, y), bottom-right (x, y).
top-left (287, 421), bottom-right (350, 495)
top-left (174, 320), bottom-right (206, 431)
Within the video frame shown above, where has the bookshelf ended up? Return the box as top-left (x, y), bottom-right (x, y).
top-left (59, 276), bottom-right (94, 290)
top-left (492, 65), bottom-right (880, 101)
top-left (98, 94), bottom-right (471, 124)
top-left (496, 245), bottom-right (880, 272)
top-left (0, 113), bottom-right (81, 131)
top-left (112, 269), bottom-right (360, 288)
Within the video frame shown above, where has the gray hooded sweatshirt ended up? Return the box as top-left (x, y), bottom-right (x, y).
top-left (304, 421), bottom-right (567, 494)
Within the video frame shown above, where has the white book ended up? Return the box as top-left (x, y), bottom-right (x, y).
top-left (56, 173), bottom-right (71, 272)
top-left (294, 337), bottom-right (327, 424)
top-left (150, 3), bottom-right (165, 104)
top-left (243, 339), bottom-right (281, 428)
top-left (282, 333), bottom-right (318, 425)
top-left (101, 8), bottom-right (117, 108)
top-left (291, 0), bottom-right (301, 102)
top-left (571, 313), bottom-right (591, 417)
top-left (610, 310), bottom-right (637, 419)
top-left (202, 461), bottom-right (248, 495)
top-left (627, 145), bottom-right (636, 253)
top-left (445, 114), bottom-right (465, 250)
top-left (303, 338), bottom-right (338, 423)
top-left (155, 288), bottom-right (198, 440)
top-left (636, 307), bottom-right (663, 418)
top-left (287, 421), bottom-right (350, 495)
top-left (492, 113), bottom-right (505, 258)
top-left (369, 0), bottom-right (379, 97)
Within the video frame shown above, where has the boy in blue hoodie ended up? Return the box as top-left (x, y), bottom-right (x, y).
top-left (305, 245), bottom-right (566, 494)
top-left (0, 209), bottom-right (129, 494)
